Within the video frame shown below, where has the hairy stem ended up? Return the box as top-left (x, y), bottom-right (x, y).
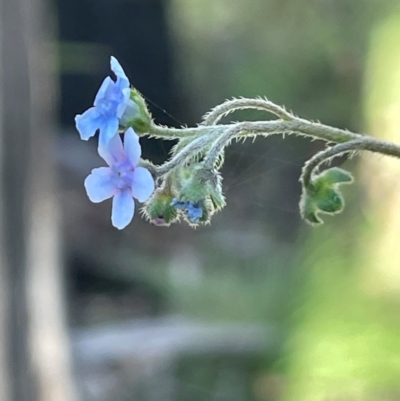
top-left (151, 118), bottom-right (363, 145)
top-left (148, 123), bottom-right (228, 139)
top-left (202, 97), bottom-right (294, 125)
top-left (203, 123), bottom-right (248, 169)
top-left (203, 120), bottom-right (364, 170)
top-left (156, 134), bottom-right (212, 176)
top-left (153, 114), bottom-right (399, 177)
top-left (301, 137), bottom-right (400, 188)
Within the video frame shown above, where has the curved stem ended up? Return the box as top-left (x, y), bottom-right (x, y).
top-left (138, 159), bottom-right (158, 177)
top-left (301, 137), bottom-right (400, 188)
top-left (202, 98), bottom-right (294, 125)
top-left (156, 134), bottom-right (211, 176)
top-left (203, 123), bottom-right (248, 169)
top-left (154, 118), bottom-right (399, 178)
top-left (150, 118), bottom-right (363, 144)
top-left (148, 122), bottom-right (228, 139)
top-left (156, 122), bottom-right (260, 176)
top-left (259, 120), bottom-right (362, 143)
top-left (203, 120), bottom-right (364, 170)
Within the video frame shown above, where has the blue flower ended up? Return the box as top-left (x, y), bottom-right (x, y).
top-left (171, 199), bottom-right (203, 223)
top-left (84, 128), bottom-right (155, 229)
top-left (75, 56), bottom-right (140, 146)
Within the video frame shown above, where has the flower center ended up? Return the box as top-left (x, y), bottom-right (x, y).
top-left (99, 83), bottom-right (126, 118)
top-left (112, 160), bottom-right (134, 190)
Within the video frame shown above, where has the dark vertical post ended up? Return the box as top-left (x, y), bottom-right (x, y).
top-left (0, 0), bottom-right (76, 400)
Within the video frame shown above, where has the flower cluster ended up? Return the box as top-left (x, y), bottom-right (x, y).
top-left (75, 57), bottom-right (155, 229)
top-left (75, 57), bottom-right (400, 230)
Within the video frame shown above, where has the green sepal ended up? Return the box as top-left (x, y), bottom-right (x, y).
top-left (199, 199), bottom-right (212, 223)
top-left (124, 89), bottom-right (152, 134)
top-left (209, 187), bottom-right (226, 211)
top-left (214, 150), bottom-right (225, 170)
top-left (177, 166), bottom-right (207, 203)
top-left (300, 167), bottom-right (354, 226)
top-left (142, 189), bottom-right (178, 226)
top-left (318, 167), bottom-right (353, 184)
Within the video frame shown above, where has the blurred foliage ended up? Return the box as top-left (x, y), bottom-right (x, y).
top-left (162, 1), bottom-right (400, 401)
top-left (167, 246), bottom-right (294, 323)
top-left (280, 4), bottom-right (400, 401)
top-left (168, 0), bottom-right (396, 124)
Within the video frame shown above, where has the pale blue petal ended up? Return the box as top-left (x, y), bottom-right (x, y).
top-left (171, 199), bottom-right (188, 210)
top-left (98, 117), bottom-right (119, 146)
top-left (75, 108), bottom-right (103, 140)
top-left (84, 167), bottom-right (116, 202)
top-left (94, 77), bottom-right (114, 106)
top-left (130, 167), bottom-right (155, 202)
top-left (187, 203), bottom-right (203, 222)
top-left (111, 190), bottom-right (135, 229)
top-left (110, 56), bottom-right (129, 89)
top-left (116, 88), bottom-right (132, 119)
top-left (119, 96), bottom-right (140, 124)
top-left (124, 128), bottom-right (141, 166)
top-left (98, 133), bottom-right (124, 166)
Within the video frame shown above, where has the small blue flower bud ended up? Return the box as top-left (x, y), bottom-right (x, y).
top-left (170, 164), bottom-right (225, 226)
top-left (171, 199), bottom-right (203, 223)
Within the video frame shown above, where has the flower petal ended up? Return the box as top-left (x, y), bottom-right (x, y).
top-left (94, 77), bottom-right (114, 106)
top-left (98, 133), bottom-right (124, 166)
top-left (130, 167), bottom-right (155, 202)
top-left (111, 190), bottom-right (135, 229)
top-left (75, 107), bottom-right (103, 140)
top-left (110, 56), bottom-right (130, 89)
top-left (84, 167), bottom-right (116, 202)
top-left (170, 199), bottom-right (188, 210)
top-left (124, 128), bottom-right (141, 166)
top-left (117, 89), bottom-right (135, 120)
top-left (187, 203), bottom-right (203, 222)
top-left (98, 116), bottom-right (119, 146)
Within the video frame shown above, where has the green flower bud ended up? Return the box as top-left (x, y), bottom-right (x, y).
top-left (142, 189), bottom-right (178, 226)
top-left (300, 167), bottom-right (353, 225)
top-left (123, 89), bottom-right (152, 134)
top-left (172, 164), bottom-right (225, 225)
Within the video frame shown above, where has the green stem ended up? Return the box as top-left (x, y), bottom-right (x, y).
top-left (151, 111), bottom-right (400, 178)
top-left (203, 120), bottom-right (363, 169)
top-left (202, 97), bottom-right (294, 125)
top-left (156, 134), bottom-right (211, 176)
top-left (148, 123), bottom-right (228, 139)
top-left (300, 137), bottom-right (400, 188)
